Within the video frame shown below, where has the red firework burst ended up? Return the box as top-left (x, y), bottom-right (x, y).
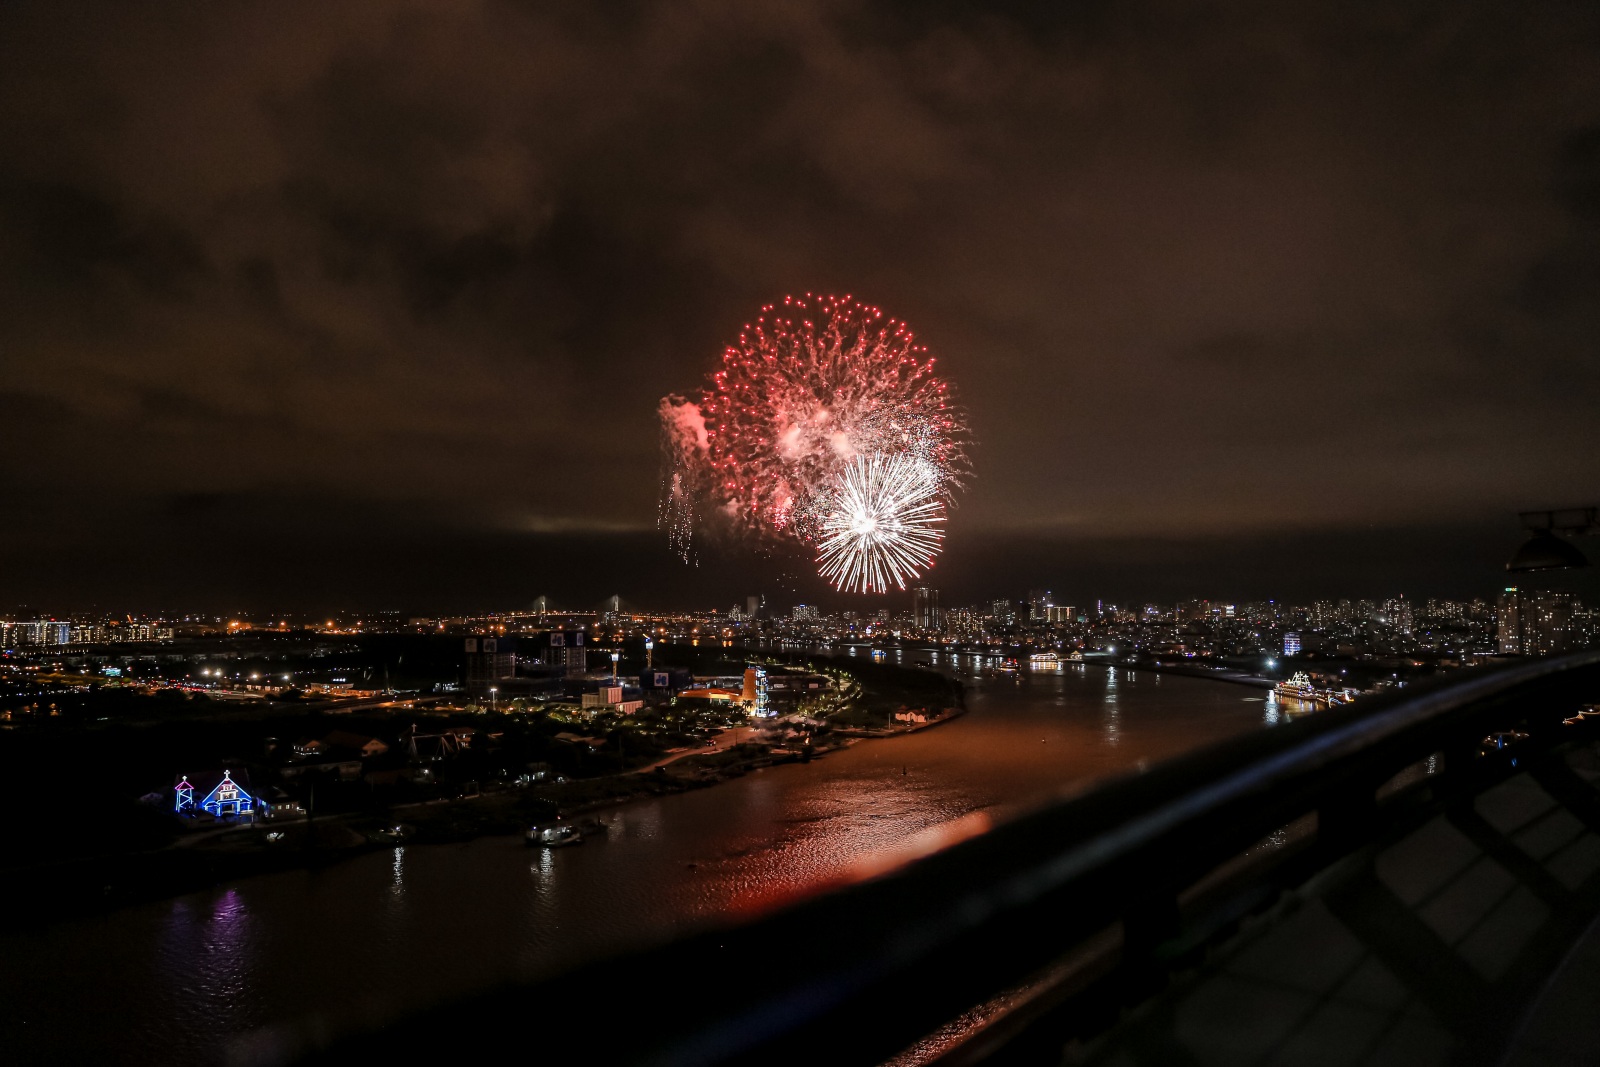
top-left (660, 294), bottom-right (970, 581)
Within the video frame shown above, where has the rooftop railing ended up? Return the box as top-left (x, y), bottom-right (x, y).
top-left (307, 651), bottom-right (1600, 1067)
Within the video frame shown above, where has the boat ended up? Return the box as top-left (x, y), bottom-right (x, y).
top-left (525, 823), bottom-right (584, 847)
top-left (1275, 673), bottom-right (1362, 710)
top-left (1275, 672), bottom-right (1317, 704)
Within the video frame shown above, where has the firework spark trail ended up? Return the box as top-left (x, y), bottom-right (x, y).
top-left (660, 294), bottom-right (969, 589)
top-left (816, 453), bottom-right (946, 594)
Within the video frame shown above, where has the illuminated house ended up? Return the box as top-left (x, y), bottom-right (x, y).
top-left (175, 769), bottom-right (257, 820)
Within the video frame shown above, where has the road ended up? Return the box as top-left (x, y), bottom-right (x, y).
top-left (639, 724), bottom-right (761, 772)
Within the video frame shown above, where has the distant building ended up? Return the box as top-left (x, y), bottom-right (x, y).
top-left (1047, 605), bottom-right (1077, 624)
top-left (1380, 597), bottom-right (1415, 634)
top-left (1028, 590), bottom-right (1053, 622)
top-left (581, 686), bottom-right (624, 708)
top-left (1498, 588), bottom-right (1521, 653)
top-left (913, 586), bottom-right (941, 630)
top-left (1526, 591), bottom-right (1579, 655)
top-left (792, 604), bottom-right (820, 621)
top-left (3, 620), bottom-right (70, 646)
top-left (640, 667), bottom-right (694, 693)
top-left (544, 630), bottom-right (587, 673)
top-left (1283, 632), bottom-right (1302, 656)
top-left (679, 687), bottom-right (741, 702)
top-left (465, 636), bottom-right (516, 690)
top-left (1499, 588), bottom-right (1580, 655)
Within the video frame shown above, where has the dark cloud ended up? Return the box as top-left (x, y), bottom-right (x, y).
top-left (0, 0), bottom-right (1597, 609)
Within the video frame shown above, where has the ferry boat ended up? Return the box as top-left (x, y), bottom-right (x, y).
top-left (1275, 672), bottom-right (1362, 709)
top-left (1275, 672), bottom-right (1317, 703)
top-left (1028, 652), bottom-right (1060, 669)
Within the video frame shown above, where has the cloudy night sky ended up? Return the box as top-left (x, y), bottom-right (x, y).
top-left (2, 1), bottom-right (1598, 612)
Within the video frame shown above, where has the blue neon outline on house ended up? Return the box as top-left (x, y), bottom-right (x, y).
top-left (197, 769), bottom-right (254, 818)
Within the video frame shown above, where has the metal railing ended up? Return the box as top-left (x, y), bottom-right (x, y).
top-left (307, 651), bottom-right (1600, 1067)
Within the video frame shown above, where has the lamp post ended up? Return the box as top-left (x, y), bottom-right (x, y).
top-left (489, 687), bottom-right (497, 713)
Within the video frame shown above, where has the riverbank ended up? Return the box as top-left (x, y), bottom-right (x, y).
top-left (0, 703), bottom-right (974, 928)
top-left (0, 665), bottom-right (1288, 1066)
top-left (1098, 660), bottom-right (1275, 689)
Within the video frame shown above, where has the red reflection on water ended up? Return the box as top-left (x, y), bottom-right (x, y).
top-left (846, 809), bottom-right (994, 882)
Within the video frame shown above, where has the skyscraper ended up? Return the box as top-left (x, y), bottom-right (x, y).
top-left (1499, 588), bottom-right (1580, 655)
top-left (1381, 597), bottom-right (1414, 634)
top-left (1028, 589), bottom-right (1053, 622)
top-left (1498, 588), bottom-right (1522, 653)
top-left (465, 636), bottom-right (516, 691)
top-left (544, 630), bottom-right (587, 672)
top-left (913, 586), bottom-right (941, 630)
top-left (1526, 591), bottom-right (1578, 655)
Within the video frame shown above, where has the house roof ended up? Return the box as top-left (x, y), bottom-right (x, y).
top-left (322, 730), bottom-right (387, 751)
top-left (178, 767), bottom-right (255, 799)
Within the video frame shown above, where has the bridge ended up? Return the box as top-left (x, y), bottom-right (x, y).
top-left (309, 652), bottom-right (1600, 1066)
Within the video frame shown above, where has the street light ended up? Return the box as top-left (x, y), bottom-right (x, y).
top-left (489, 687), bottom-right (498, 712)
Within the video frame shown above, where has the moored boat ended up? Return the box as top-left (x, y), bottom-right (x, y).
top-left (525, 823), bottom-right (584, 847)
top-left (1275, 672), bottom-right (1317, 703)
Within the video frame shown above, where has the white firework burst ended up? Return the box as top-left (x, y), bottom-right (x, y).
top-left (817, 453), bottom-right (946, 594)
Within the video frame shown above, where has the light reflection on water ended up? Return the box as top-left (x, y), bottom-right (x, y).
top-left (0, 666), bottom-right (1278, 1065)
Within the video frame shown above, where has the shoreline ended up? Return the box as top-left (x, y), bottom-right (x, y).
top-left (0, 706), bottom-right (969, 929)
top-left (1094, 659), bottom-right (1275, 690)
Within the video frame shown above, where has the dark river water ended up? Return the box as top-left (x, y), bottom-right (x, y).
top-left (0, 662), bottom-right (1285, 1065)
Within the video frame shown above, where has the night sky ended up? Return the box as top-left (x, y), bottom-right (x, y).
top-left (2, 1), bottom-right (1598, 613)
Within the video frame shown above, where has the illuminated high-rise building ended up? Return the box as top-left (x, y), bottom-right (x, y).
top-left (1028, 590), bottom-right (1053, 622)
top-left (913, 586), bottom-right (941, 630)
top-left (1498, 588), bottom-right (1580, 655)
top-left (1380, 597), bottom-right (1414, 634)
top-left (1498, 588), bottom-right (1522, 653)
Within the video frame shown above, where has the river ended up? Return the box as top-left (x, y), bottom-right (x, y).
top-left (0, 661), bottom-right (1285, 1064)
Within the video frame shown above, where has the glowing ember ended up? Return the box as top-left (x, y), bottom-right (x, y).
top-left (660, 294), bottom-right (969, 590)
